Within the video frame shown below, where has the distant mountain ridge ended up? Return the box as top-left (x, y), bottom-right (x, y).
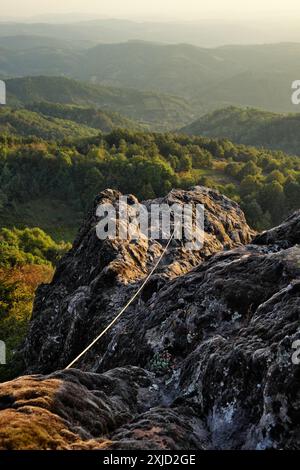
top-left (2, 18), bottom-right (300, 47)
top-left (0, 35), bottom-right (79, 50)
top-left (1, 40), bottom-right (300, 115)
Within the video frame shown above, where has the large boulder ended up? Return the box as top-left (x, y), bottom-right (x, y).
top-left (22, 187), bottom-right (253, 374)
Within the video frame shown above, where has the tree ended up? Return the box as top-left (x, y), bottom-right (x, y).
top-left (178, 154), bottom-right (192, 172)
top-left (266, 170), bottom-right (285, 185)
top-left (225, 162), bottom-right (242, 178)
top-left (284, 179), bottom-right (300, 211)
top-left (238, 161), bottom-right (261, 180)
top-left (242, 198), bottom-right (265, 230)
top-left (259, 182), bottom-right (286, 225)
top-left (189, 146), bottom-right (212, 169)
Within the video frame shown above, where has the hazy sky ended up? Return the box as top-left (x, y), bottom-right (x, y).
top-left (1, 0), bottom-right (300, 21)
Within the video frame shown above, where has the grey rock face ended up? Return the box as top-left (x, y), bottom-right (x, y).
top-left (1, 187), bottom-right (300, 450)
top-left (23, 186), bottom-right (253, 374)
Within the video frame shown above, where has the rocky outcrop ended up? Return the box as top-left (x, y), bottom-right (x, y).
top-left (1, 188), bottom-right (300, 450)
top-left (22, 187), bottom-right (253, 375)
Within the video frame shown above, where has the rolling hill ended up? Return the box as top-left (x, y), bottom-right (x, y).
top-left (0, 107), bottom-right (98, 140)
top-left (26, 102), bottom-right (142, 133)
top-left (0, 103), bottom-right (143, 140)
top-left (180, 106), bottom-right (300, 155)
top-left (5, 76), bottom-right (194, 130)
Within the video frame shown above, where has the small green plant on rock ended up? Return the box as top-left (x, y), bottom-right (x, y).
top-left (149, 350), bottom-right (173, 375)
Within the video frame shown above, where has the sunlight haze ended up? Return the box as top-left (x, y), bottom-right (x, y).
top-left (1, 0), bottom-right (300, 21)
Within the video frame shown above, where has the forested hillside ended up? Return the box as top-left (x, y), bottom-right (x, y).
top-left (0, 107), bottom-right (99, 140)
top-left (27, 102), bottom-right (141, 133)
top-left (181, 106), bottom-right (300, 155)
top-left (6, 76), bottom-right (194, 131)
top-left (0, 104), bottom-right (142, 140)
